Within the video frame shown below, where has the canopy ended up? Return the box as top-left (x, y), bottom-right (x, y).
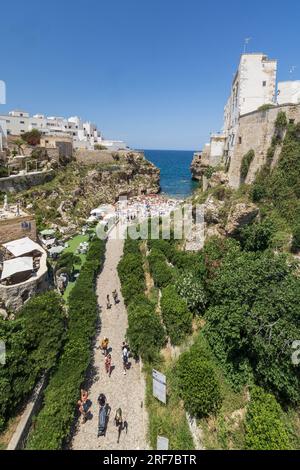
top-left (1, 257), bottom-right (33, 280)
top-left (43, 238), bottom-right (56, 247)
top-left (48, 246), bottom-right (65, 255)
top-left (40, 229), bottom-right (56, 236)
top-left (2, 237), bottom-right (43, 257)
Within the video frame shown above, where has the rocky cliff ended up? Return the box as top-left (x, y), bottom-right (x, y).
top-left (13, 151), bottom-right (160, 234)
top-left (190, 149), bottom-right (210, 181)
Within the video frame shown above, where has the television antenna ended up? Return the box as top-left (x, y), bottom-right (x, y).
top-left (243, 37), bottom-right (252, 53)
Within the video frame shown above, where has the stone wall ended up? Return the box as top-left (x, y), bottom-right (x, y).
top-left (228, 104), bottom-right (300, 188)
top-left (0, 260), bottom-right (48, 311)
top-left (0, 169), bottom-right (54, 193)
top-left (75, 149), bottom-right (115, 165)
top-left (0, 215), bottom-right (37, 243)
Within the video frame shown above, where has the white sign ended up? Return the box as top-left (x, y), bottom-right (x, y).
top-left (152, 369), bottom-right (166, 404)
top-left (157, 436), bottom-right (169, 450)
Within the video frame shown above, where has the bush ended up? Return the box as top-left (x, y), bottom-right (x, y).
top-left (0, 166), bottom-right (9, 178)
top-left (291, 224), bottom-right (300, 253)
top-left (127, 296), bottom-right (166, 361)
top-left (238, 218), bottom-right (274, 252)
top-left (175, 272), bottom-right (207, 314)
top-left (0, 291), bottom-right (64, 432)
top-left (118, 244), bottom-right (145, 305)
top-left (21, 129), bottom-right (41, 146)
top-left (161, 285), bottom-right (192, 345)
top-left (240, 149), bottom-right (255, 180)
top-left (245, 387), bottom-right (291, 450)
top-left (176, 352), bottom-right (222, 417)
top-left (26, 238), bottom-right (106, 449)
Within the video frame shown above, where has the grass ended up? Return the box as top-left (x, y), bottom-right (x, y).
top-left (62, 231), bottom-right (95, 302)
top-left (144, 361), bottom-right (194, 450)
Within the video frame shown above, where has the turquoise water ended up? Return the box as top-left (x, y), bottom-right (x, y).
top-left (143, 149), bottom-right (199, 198)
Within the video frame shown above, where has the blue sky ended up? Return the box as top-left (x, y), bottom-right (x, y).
top-left (1, 0), bottom-right (300, 150)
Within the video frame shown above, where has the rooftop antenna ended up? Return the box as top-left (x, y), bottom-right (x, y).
top-left (243, 37), bottom-right (252, 54)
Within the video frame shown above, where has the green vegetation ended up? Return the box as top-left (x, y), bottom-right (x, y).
top-left (118, 236), bottom-right (165, 361)
top-left (245, 387), bottom-right (291, 450)
top-left (0, 292), bottom-right (65, 432)
top-left (257, 104), bottom-right (276, 111)
top-left (21, 129), bottom-right (41, 146)
top-left (161, 285), bottom-right (192, 345)
top-left (176, 346), bottom-right (222, 417)
top-left (26, 238), bottom-right (106, 449)
top-left (0, 166), bottom-right (9, 178)
top-left (240, 149), bottom-right (255, 180)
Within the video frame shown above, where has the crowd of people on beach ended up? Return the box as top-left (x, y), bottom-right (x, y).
top-left (115, 194), bottom-right (182, 224)
top-left (77, 288), bottom-right (130, 443)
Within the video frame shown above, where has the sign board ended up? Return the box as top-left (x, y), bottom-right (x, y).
top-left (152, 369), bottom-right (166, 404)
top-left (157, 436), bottom-right (169, 450)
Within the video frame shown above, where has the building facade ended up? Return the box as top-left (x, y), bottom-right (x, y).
top-left (223, 53), bottom-right (277, 159)
top-left (0, 110), bottom-right (127, 151)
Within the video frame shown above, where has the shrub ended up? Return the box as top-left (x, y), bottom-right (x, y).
top-left (118, 245), bottom-right (145, 304)
top-left (26, 238), bottom-right (106, 449)
top-left (0, 291), bottom-right (64, 432)
top-left (245, 387), bottom-right (291, 450)
top-left (291, 224), bottom-right (300, 253)
top-left (175, 272), bottom-right (207, 314)
top-left (21, 129), bottom-right (41, 146)
top-left (275, 111), bottom-right (287, 133)
top-left (176, 352), bottom-right (222, 417)
top-left (161, 285), bottom-right (192, 345)
top-left (127, 297), bottom-right (166, 361)
top-left (238, 218), bottom-right (274, 252)
top-left (240, 149), bottom-right (255, 180)
top-left (0, 166), bottom-right (9, 178)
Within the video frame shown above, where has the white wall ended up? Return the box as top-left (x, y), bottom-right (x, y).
top-left (278, 81), bottom-right (300, 105)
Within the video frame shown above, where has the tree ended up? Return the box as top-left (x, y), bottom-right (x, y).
top-left (245, 387), bottom-right (291, 450)
top-left (204, 247), bottom-right (300, 403)
top-left (0, 291), bottom-right (64, 431)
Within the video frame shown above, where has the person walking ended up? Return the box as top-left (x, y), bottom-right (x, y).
top-left (77, 389), bottom-right (89, 423)
top-left (106, 294), bottom-right (112, 309)
top-left (122, 346), bottom-right (129, 375)
top-left (105, 353), bottom-right (112, 377)
top-left (100, 337), bottom-right (109, 356)
top-left (112, 290), bottom-right (119, 304)
top-left (114, 408), bottom-right (128, 444)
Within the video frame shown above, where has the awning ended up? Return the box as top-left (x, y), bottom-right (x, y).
top-left (1, 257), bottom-right (33, 280)
top-left (2, 237), bottom-right (43, 257)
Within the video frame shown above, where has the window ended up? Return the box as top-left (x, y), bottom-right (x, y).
top-left (20, 120), bottom-right (25, 124)
top-left (239, 136), bottom-right (242, 144)
top-left (262, 81), bottom-right (266, 87)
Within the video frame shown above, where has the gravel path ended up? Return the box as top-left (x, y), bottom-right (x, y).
top-left (72, 225), bottom-right (148, 450)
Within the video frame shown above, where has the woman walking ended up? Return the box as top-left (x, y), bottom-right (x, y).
top-left (105, 353), bottom-right (112, 377)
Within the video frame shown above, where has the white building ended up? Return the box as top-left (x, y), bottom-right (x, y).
top-left (223, 53), bottom-right (277, 158)
top-left (0, 110), bottom-right (127, 151)
top-left (277, 81), bottom-right (300, 105)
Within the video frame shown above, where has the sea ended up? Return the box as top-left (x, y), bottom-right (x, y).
top-left (143, 149), bottom-right (199, 199)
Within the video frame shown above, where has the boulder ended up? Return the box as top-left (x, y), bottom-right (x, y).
top-left (226, 202), bottom-right (259, 235)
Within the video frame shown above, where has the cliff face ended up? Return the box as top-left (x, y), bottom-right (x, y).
top-left (190, 149), bottom-right (210, 181)
top-left (14, 151), bottom-right (160, 233)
